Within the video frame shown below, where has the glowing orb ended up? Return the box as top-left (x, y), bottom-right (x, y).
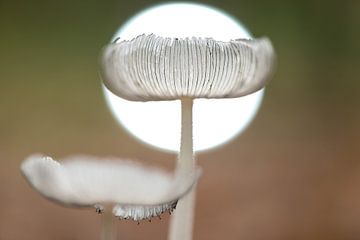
top-left (103, 2), bottom-right (265, 152)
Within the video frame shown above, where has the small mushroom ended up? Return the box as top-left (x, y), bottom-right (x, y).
top-left (101, 33), bottom-right (275, 240)
top-left (21, 154), bottom-right (201, 238)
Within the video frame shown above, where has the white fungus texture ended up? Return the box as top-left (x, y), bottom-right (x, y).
top-left (102, 34), bottom-right (274, 101)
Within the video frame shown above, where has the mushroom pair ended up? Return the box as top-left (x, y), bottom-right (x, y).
top-left (21, 3), bottom-right (275, 240)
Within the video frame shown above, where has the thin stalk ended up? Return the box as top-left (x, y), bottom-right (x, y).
top-left (102, 206), bottom-right (115, 240)
top-left (168, 98), bottom-right (196, 240)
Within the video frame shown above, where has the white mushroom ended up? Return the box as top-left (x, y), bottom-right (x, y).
top-left (100, 2), bottom-right (275, 240)
top-left (21, 154), bottom-right (201, 221)
top-left (101, 33), bottom-right (274, 240)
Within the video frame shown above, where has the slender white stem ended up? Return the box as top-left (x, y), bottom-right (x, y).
top-left (168, 98), bottom-right (196, 240)
top-left (102, 207), bottom-right (115, 240)
top-left (178, 98), bottom-right (195, 172)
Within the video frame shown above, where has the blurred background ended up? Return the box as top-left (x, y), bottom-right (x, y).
top-left (0, 0), bottom-right (359, 239)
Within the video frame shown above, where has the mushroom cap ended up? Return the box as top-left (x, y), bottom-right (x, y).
top-left (102, 34), bottom-right (274, 101)
top-left (21, 154), bottom-right (201, 207)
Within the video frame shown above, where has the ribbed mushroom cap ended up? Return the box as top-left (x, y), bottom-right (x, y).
top-left (21, 154), bottom-right (201, 212)
top-left (102, 34), bottom-right (274, 101)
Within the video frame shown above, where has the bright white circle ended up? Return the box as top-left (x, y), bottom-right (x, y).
top-left (103, 2), bottom-right (265, 152)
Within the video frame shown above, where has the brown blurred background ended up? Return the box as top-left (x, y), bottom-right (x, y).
top-left (0, 0), bottom-right (359, 239)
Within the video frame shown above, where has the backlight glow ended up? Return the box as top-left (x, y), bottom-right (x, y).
top-left (103, 2), bottom-right (265, 152)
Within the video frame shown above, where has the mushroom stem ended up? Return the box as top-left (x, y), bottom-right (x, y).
top-left (169, 98), bottom-right (196, 240)
top-left (102, 206), bottom-right (115, 240)
top-left (178, 98), bottom-right (195, 171)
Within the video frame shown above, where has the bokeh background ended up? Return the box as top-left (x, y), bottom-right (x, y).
top-left (1, 0), bottom-right (359, 239)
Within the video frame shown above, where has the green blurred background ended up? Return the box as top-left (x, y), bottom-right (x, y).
top-left (0, 0), bottom-right (359, 239)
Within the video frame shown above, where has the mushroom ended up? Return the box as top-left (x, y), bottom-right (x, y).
top-left (21, 154), bottom-right (201, 239)
top-left (100, 2), bottom-right (276, 240)
top-left (101, 33), bottom-right (274, 239)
